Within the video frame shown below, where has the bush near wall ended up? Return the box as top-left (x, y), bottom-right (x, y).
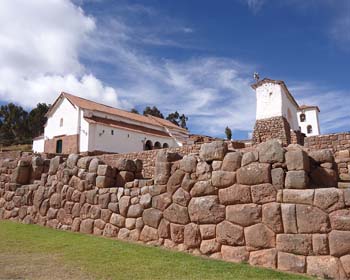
top-left (1, 140), bottom-right (350, 279)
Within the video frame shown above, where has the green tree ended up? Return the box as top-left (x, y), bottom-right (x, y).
top-left (130, 108), bottom-right (139, 114)
top-left (225, 126), bottom-right (232, 140)
top-left (166, 111), bottom-right (180, 126)
top-left (28, 103), bottom-right (50, 138)
top-left (179, 114), bottom-right (188, 130)
top-left (143, 106), bottom-right (164, 119)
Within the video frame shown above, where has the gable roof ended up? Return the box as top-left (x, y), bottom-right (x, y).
top-left (251, 78), bottom-right (300, 109)
top-left (47, 92), bottom-right (188, 132)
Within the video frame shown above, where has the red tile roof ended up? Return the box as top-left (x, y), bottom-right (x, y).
top-left (299, 105), bottom-right (320, 112)
top-left (48, 92), bottom-right (188, 133)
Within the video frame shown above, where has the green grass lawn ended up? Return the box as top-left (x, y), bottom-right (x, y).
top-left (0, 220), bottom-right (311, 280)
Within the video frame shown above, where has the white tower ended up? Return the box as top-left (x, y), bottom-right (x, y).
top-left (252, 78), bottom-right (300, 131)
top-left (297, 105), bottom-right (321, 136)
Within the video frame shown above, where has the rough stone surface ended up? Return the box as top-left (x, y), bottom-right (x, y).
top-left (221, 152), bottom-right (242, 172)
top-left (249, 249), bottom-right (277, 269)
top-left (218, 184), bottom-right (251, 205)
top-left (307, 256), bottom-right (346, 280)
top-left (281, 204), bottom-right (297, 234)
top-left (142, 208), bottom-right (162, 228)
top-left (190, 181), bottom-right (216, 197)
top-left (296, 205), bottom-right (330, 233)
top-left (216, 221), bottom-right (244, 246)
top-left (262, 203), bottom-right (283, 233)
top-left (199, 141), bottom-right (228, 162)
top-left (285, 171), bottom-right (309, 189)
top-left (285, 150), bottom-right (310, 172)
top-left (313, 234), bottom-right (329, 255)
top-left (188, 196), bottom-right (225, 224)
top-left (329, 230), bottom-right (350, 257)
top-left (221, 246), bottom-right (249, 263)
top-left (276, 234), bottom-right (312, 255)
top-left (163, 203), bottom-right (190, 225)
top-left (311, 167), bottom-right (337, 188)
top-left (257, 140), bottom-right (284, 164)
top-left (236, 163), bottom-right (271, 185)
top-left (271, 168), bottom-right (285, 189)
top-left (245, 223), bottom-right (275, 250)
top-left (241, 151), bottom-right (258, 167)
top-left (251, 184), bottom-right (277, 204)
top-left (226, 204), bottom-right (261, 227)
top-left (330, 209), bottom-right (350, 231)
top-left (184, 223), bottom-right (201, 248)
top-left (278, 252), bottom-right (305, 273)
top-left (211, 171), bottom-right (236, 188)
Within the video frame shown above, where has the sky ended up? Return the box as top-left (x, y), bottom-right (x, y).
top-left (0, 0), bottom-right (350, 139)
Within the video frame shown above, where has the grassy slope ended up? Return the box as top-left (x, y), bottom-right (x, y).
top-left (0, 221), bottom-right (311, 280)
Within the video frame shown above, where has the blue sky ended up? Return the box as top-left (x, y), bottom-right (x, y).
top-left (0, 0), bottom-right (350, 139)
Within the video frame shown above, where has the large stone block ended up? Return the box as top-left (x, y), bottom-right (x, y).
top-left (221, 152), bottom-right (242, 172)
top-left (330, 209), bottom-right (350, 231)
top-left (236, 163), bottom-right (271, 185)
top-left (67, 154), bottom-right (80, 169)
top-left (190, 180), bottom-right (216, 197)
top-left (200, 225), bottom-right (216, 240)
top-left (142, 208), bottom-right (162, 228)
top-left (307, 256), bottom-right (346, 279)
top-left (48, 156), bottom-right (61, 175)
top-left (199, 141), bottom-right (228, 162)
top-left (152, 193), bottom-right (172, 211)
top-left (163, 203), bottom-right (189, 225)
top-left (167, 170), bottom-right (185, 194)
top-left (184, 223), bottom-right (201, 248)
top-left (296, 205), bottom-right (330, 233)
top-left (218, 184), bottom-right (251, 205)
top-left (97, 165), bottom-right (114, 177)
top-left (251, 183), bottom-right (277, 204)
top-left (312, 234), bottom-right (329, 255)
top-left (340, 255), bottom-right (350, 278)
top-left (314, 188), bottom-right (345, 213)
top-left (211, 171), bottom-right (236, 188)
top-left (241, 151), bottom-right (258, 167)
top-left (262, 202), bottom-right (283, 233)
top-left (170, 223), bottom-right (184, 243)
top-left (271, 168), bottom-right (285, 189)
top-left (245, 223), bottom-right (275, 250)
top-left (115, 159), bottom-right (137, 172)
top-left (216, 221), bottom-right (244, 246)
top-left (285, 171), bottom-right (309, 189)
top-left (140, 225), bottom-right (158, 242)
top-left (249, 249), bottom-right (277, 269)
top-left (200, 239), bottom-right (221, 255)
top-left (276, 234), bottom-right (312, 255)
top-left (188, 196), bottom-right (225, 224)
top-left (172, 188), bottom-right (190, 207)
top-left (12, 166), bottom-right (31, 185)
top-left (226, 203), bottom-right (261, 227)
top-left (285, 150), bottom-right (310, 172)
top-left (329, 230), bottom-right (350, 257)
top-left (80, 219), bottom-right (94, 234)
top-left (281, 204), bottom-right (297, 234)
top-left (158, 219), bottom-right (170, 238)
top-left (221, 246), bottom-right (249, 263)
top-left (309, 149), bottom-right (334, 163)
top-left (278, 252), bottom-right (305, 273)
top-left (257, 140), bottom-right (284, 164)
top-left (283, 189), bottom-right (314, 205)
top-left (179, 155), bottom-right (197, 173)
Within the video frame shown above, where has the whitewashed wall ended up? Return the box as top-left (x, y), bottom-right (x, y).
top-left (281, 87), bottom-right (299, 131)
top-left (44, 98), bottom-right (79, 139)
top-left (79, 109), bottom-right (90, 152)
top-left (88, 123), bottom-right (177, 153)
top-left (32, 138), bottom-right (44, 153)
top-left (297, 109), bottom-right (320, 136)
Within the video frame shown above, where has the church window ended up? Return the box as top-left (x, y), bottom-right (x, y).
top-left (60, 118), bottom-right (63, 127)
top-left (307, 125), bottom-right (313, 134)
top-left (300, 113), bottom-right (306, 122)
top-left (111, 130), bottom-right (114, 135)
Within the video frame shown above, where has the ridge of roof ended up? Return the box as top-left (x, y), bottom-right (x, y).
top-left (147, 114), bottom-right (188, 132)
top-left (251, 78), bottom-right (300, 109)
top-left (51, 92), bottom-right (185, 132)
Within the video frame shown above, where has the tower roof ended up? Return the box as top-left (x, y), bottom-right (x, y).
top-left (299, 105), bottom-right (320, 112)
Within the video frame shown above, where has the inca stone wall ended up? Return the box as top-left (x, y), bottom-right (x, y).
top-left (305, 133), bottom-right (350, 152)
top-left (253, 117), bottom-right (292, 145)
top-left (1, 140), bottom-right (350, 279)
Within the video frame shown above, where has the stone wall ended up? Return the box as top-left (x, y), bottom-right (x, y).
top-left (98, 144), bottom-right (202, 179)
top-left (305, 132), bottom-right (350, 152)
top-left (44, 134), bottom-right (79, 154)
top-left (1, 140), bottom-right (350, 279)
top-left (253, 117), bottom-right (291, 145)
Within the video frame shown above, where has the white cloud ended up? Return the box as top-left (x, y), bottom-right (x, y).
top-left (0, 0), bottom-right (122, 108)
top-left (242, 0), bottom-right (266, 13)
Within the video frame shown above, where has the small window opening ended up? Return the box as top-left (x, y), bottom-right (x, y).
top-left (307, 125), bottom-right (313, 134)
top-left (111, 130), bottom-right (114, 135)
top-left (60, 118), bottom-right (63, 127)
top-left (300, 113), bottom-right (306, 122)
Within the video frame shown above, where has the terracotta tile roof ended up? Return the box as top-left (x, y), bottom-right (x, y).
top-left (299, 104), bottom-right (320, 112)
top-left (84, 116), bottom-right (172, 138)
top-left (251, 78), bottom-right (300, 109)
top-left (147, 115), bottom-right (188, 132)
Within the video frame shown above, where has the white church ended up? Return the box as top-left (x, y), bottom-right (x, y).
top-left (33, 92), bottom-right (189, 154)
top-left (252, 78), bottom-right (320, 137)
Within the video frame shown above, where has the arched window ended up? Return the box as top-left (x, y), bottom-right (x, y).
top-left (144, 140), bottom-right (153, 151)
top-left (307, 125), bottom-right (313, 134)
top-left (60, 118), bottom-right (64, 127)
top-left (163, 143), bottom-right (169, 149)
top-left (154, 142), bottom-right (161, 149)
top-left (300, 113), bottom-right (306, 122)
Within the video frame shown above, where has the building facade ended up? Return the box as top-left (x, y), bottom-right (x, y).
top-left (32, 92), bottom-right (189, 154)
top-left (252, 78), bottom-right (320, 145)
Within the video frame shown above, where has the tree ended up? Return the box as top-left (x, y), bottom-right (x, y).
top-left (225, 126), bottom-right (232, 140)
top-left (166, 111), bottom-right (188, 130)
top-left (130, 108), bottom-right (139, 114)
top-left (143, 106), bottom-right (164, 119)
top-left (166, 111), bottom-right (180, 126)
top-left (28, 103), bottom-right (50, 138)
top-left (179, 114), bottom-right (188, 130)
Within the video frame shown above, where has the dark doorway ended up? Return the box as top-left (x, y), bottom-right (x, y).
top-left (144, 140), bottom-right (153, 151)
top-left (56, 140), bottom-right (63, 153)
